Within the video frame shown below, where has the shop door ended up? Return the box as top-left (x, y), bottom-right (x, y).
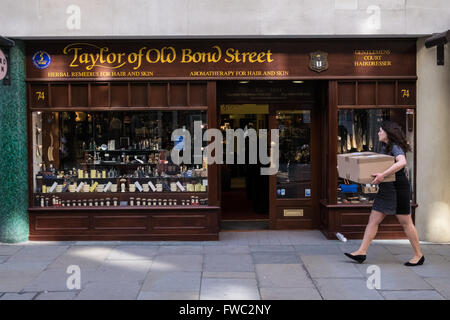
top-left (219, 105), bottom-right (270, 222)
top-left (269, 107), bottom-right (319, 229)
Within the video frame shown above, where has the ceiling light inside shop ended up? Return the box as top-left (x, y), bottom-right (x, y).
top-left (239, 81), bottom-right (249, 84)
top-left (292, 80), bottom-right (304, 84)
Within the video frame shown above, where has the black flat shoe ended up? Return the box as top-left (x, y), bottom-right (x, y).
top-left (404, 255), bottom-right (425, 266)
top-left (344, 252), bottom-right (366, 263)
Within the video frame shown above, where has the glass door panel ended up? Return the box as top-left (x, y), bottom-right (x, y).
top-left (276, 110), bottom-right (311, 199)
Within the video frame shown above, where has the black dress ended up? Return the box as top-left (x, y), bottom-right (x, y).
top-left (372, 145), bottom-right (411, 215)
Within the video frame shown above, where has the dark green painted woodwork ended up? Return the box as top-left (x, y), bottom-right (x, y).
top-left (0, 40), bottom-right (29, 243)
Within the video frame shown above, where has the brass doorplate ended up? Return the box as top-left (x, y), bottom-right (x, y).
top-left (284, 209), bottom-right (304, 217)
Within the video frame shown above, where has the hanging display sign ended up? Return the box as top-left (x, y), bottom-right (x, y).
top-left (0, 49), bottom-right (8, 81)
top-left (26, 39), bottom-right (416, 80)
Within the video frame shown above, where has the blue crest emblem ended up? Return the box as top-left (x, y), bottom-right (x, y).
top-left (32, 51), bottom-right (51, 69)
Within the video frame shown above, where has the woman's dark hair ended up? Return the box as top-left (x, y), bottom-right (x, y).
top-left (380, 120), bottom-right (411, 154)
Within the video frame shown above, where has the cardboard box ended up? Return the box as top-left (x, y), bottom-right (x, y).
top-left (346, 154), bottom-right (396, 184)
top-left (337, 152), bottom-right (376, 179)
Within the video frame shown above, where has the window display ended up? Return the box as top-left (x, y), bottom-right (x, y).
top-left (337, 108), bottom-right (415, 204)
top-left (32, 111), bottom-right (208, 208)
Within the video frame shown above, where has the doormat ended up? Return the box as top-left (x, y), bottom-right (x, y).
top-left (221, 220), bottom-right (270, 231)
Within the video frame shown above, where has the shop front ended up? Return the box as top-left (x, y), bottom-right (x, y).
top-left (25, 39), bottom-right (417, 241)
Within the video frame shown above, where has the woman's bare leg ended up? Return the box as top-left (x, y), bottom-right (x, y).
top-left (396, 214), bottom-right (423, 263)
top-left (351, 210), bottom-right (386, 255)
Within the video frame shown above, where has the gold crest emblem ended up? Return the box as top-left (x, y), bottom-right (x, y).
top-left (309, 51), bottom-right (329, 73)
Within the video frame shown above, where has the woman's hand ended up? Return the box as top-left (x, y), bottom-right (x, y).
top-left (371, 173), bottom-right (385, 184)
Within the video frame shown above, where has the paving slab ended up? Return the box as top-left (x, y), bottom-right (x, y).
top-left (35, 292), bottom-right (78, 300)
top-left (24, 265), bottom-right (96, 292)
top-left (301, 255), bottom-right (364, 278)
top-left (219, 232), bottom-right (250, 245)
top-left (255, 264), bottom-right (315, 288)
top-left (6, 245), bottom-right (69, 263)
top-left (204, 254), bottom-right (254, 272)
top-left (150, 255), bottom-right (203, 272)
top-left (0, 292), bottom-right (38, 300)
top-left (0, 245), bottom-right (23, 255)
top-left (158, 245), bottom-right (204, 255)
top-left (47, 246), bottom-right (115, 270)
top-left (259, 287), bottom-right (322, 300)
top-left (353, 263), bottom-right (433, 291)
top-left (61, 246), bottom-right (114, 261)
top-left (204, 246), bottom-right (250, 254)
top-left (314, 278), bottom-right (384, 300)
top-left (247, 231), bottom-right (281, 245)
top-left (428, 245), bottom-right (450, 257)
top-left (138, 291), bottom-right (199, 300)
top-left (106, 246), bottom-right (158, 260)
top-left (424, 278), bottom-right (450, 299)
top-left (379, 290), bottom-right (444, 300)
top-left (383, 243), bottom-right (436, 255)
top-left (91, 260), bottom-right (152, 282)
top-left (0, 262), bottom-right (50, 292)
top-left (200, 278), bottom-right (260, 300)
top-left (74, 241), bottom-right (122, 246)
top-left (202, 272), bottom-right (256, 279)
top-left (74, 280), bottom-right (142, 300)
top-left (283, 230), bottom-right (330, 245)
top-left (339, 244), bottom-right (400, 264)
top-left (252, 252), bottom-right (301, 264)
top-left (294, 244), bottom-right (342, 256)
top-left (26, 241), bottom-right (76, 246)
top-left (394, 254), bottom-right (450, 278)
top-left (0, 256), bottom-right (9, 264)
top-left (250, 245), bottom-right (295, 252)
top-left (142, 271), bottom-right (201, 292)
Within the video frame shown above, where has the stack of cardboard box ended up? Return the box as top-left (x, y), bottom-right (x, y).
top-left (338, 152), bottom-right (395, 184)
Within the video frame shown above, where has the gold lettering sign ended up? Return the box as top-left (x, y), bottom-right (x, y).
top-left (353, 49), bottom-right (392, 67)
top-left (62, 43), bottom-right (274, 72)
top-left (401, 89), bottom-right (410, 98)
top-left (36, 91), bottom-right (45, 101)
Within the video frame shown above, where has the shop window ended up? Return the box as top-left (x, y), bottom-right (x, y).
top-left (336, 109), bottom-right (415, 204)
top-left (31, 110), bottom-right (208, 208)
top-left (276, 110), bottom-right (311, 199)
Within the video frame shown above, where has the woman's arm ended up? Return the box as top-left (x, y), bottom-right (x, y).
top-left (371, 154), bottom-right (407, 184)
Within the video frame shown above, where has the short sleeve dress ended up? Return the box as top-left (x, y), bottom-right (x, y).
top-left (372, 144), bottom-right (411, 215)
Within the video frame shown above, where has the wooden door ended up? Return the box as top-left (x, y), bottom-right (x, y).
top-left (269, 106), bottom-right (320, 229)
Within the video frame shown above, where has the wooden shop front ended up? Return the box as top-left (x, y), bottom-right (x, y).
top-left (25, 39), bottom-right (417, 240)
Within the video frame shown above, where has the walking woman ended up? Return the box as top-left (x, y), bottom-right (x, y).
top-left (344, 120), bottom-right (424, 266)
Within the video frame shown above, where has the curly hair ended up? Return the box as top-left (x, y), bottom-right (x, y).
top-left (380, 120), bottom-right (411, 154)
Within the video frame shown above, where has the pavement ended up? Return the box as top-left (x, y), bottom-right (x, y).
top-left (1, 230), bottom-right (450, 300)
